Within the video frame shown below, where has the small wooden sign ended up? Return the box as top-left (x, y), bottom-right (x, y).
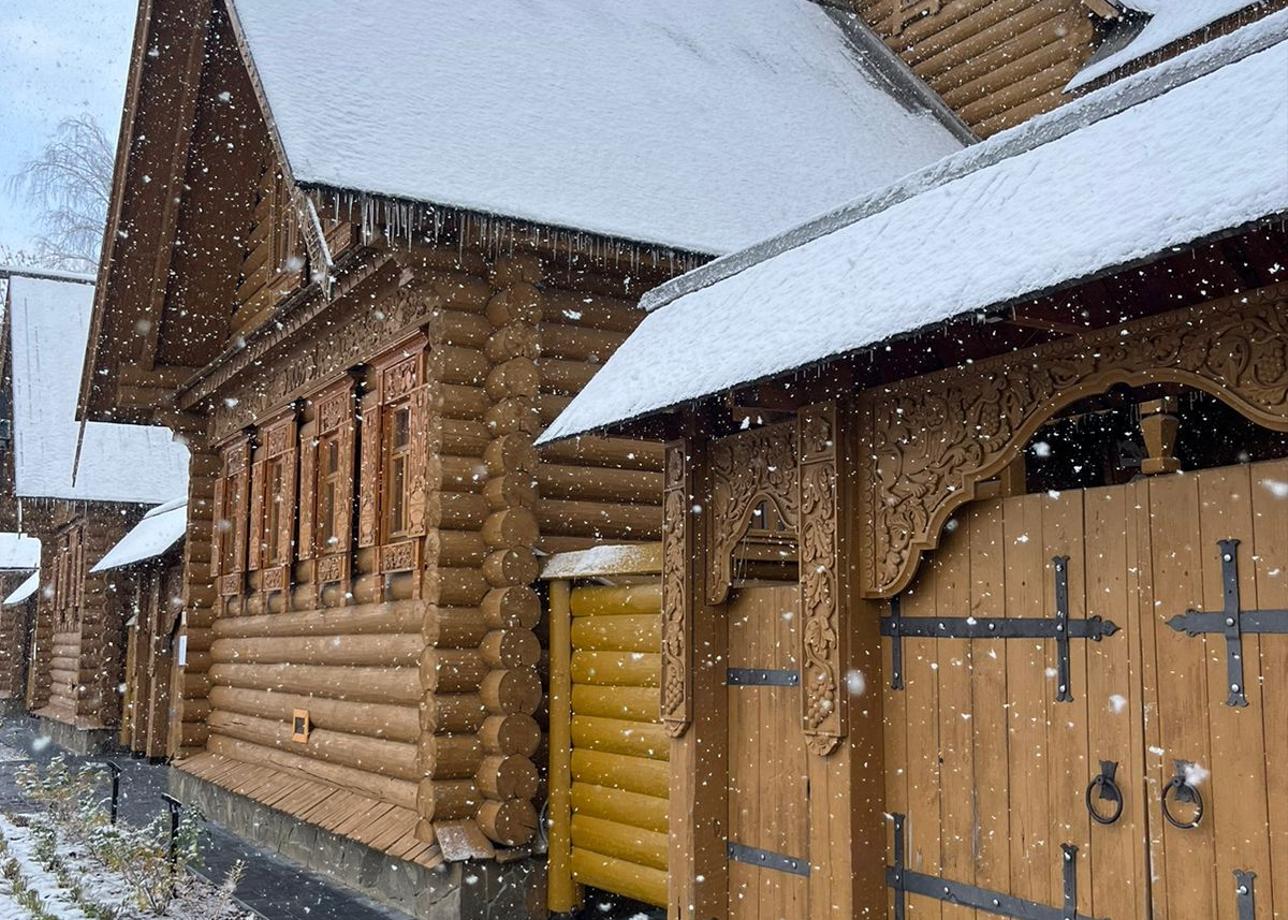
top-left (291, 709), bottom-right (311, 743)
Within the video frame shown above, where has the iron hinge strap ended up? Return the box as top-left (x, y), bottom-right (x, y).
top-left (725, 667), bottom-right (800, 687)
top-left (725, 841), bottom-right (809, 877)
top-left (1167, 539), bottom-right (1288, 707)
top-left (883, 557), bottom-right (1118, 702)
top-left (1235, 870), bottom-right (1256, 920)
top-left (889, 814), bottom-right (1100, 920)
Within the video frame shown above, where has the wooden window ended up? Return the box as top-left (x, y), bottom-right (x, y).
top-left (383, 401), bottom-right (413, 541)
top-left (250, 414), bottom-right (298, 601)
top-left (52, 525), bottom-right (85, 628)
top-left (211, 435), bottom-right (252, 597)
top-left (298, 379), bottom-right (357, 599)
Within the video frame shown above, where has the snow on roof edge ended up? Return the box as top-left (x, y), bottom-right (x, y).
top-left (639, 7), bottom-right (1288, 314)
top-left (91, 499), bottom-right (188, 573)
top-left (3, 571), bottom-right (39, 606)
top-left (0, 266), bottom-right (95, 285)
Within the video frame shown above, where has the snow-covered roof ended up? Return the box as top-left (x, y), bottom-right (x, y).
top-left (91, 498), bottom-right (187, 572)
top-left (6, 274), bottom-right (190, 503)
top-left (229, 0), bottom-right (966, 255)
top-left (1069, 0), bottom-right (1262, 90)
top-left (0, 534), bottom-right (39, 573)
top-left (3, 571), bottom-right (38, 606)
top-left (538, 13), bottom-right (1288, 444)
top-left (540, 543), bottom-right (663, 580)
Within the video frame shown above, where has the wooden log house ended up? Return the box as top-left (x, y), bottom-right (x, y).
top-left (78, 1), bottom-right (967, 915)
top-left (541, 10), bottom-right (1288, 919)
top-left (0, 533), bottom-right (40, 712)
top-left (1, 270), bottom-right (189, 754)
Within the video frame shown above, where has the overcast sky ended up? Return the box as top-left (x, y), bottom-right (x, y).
top-left (0, 0), bottom-right (136, 257)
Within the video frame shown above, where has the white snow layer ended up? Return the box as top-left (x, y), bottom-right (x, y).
top-left (541, 543), bottom-right (662, 579)
top-left (539, 28), bottom-right (1288, 444)
top-left (229, 0), bottom-right (963, 254)
top-left (91, 498), bottom-right (188, 572)
top-left (1068, 0), bottom-right (1261, 89)
top-left (7, 276), bottom-right (190, 503)
top-left (0, 533), bottom-right (39, 572)
top-left (3, 570), bottom-right (38, 606)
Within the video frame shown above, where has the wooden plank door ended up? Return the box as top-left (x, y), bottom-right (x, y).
top-left (726, 583), bottom-right (809, 920)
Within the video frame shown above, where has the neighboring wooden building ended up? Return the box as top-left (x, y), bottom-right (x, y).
top-left (92, 499), bottom-right (188, 759)
top-left (541, 12), bottom-right (1288, 919)
top-left (1, 270), bottom-right (188, 753)
top-left (0, 534), bottom-right (40, 711)
top-left (80, 1), bottom-right (966, 915)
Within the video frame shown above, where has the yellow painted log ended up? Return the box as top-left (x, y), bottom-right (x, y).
top-left (571, 783), bottom-right (668, 834)
top-left (569, 583), bottom-right (661, 617)
top-left (546, 579), bottom-right (580, 912)
top-left (570, 847), bottom-right (667, 909)
top-left (571, 651), bottom-right (660, 688)
top-left (571, 715), bottom-right (669, 762)
top-left (571, 815), bottom-right (668, 871)
top-left (571, 750), bottom-right (668, 799)
top-left (571, 614), bottom-right (660, 653)
top-left (571, 685), bottom-right (660, 723)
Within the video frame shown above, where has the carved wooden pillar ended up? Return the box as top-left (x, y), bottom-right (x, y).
top-left (666, 431), bottom-right (729, 920)
top-left (1139, 395), bottom-right (1182, 475)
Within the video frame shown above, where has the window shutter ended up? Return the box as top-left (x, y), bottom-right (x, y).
top-left (357, 389), bottom-right (381, 548)
top-left (210, 473), bottom-right (225, 577)
top-left (266, 415), bottom-right (298, 567)
top-left (229, 438), bottom-right (251, 576)
top-left (335, 389), bottom-right (357, 554)
top-left (297, 420), bottom-right (317, 562)
top-left (406, 383), bottom-right (429, 537)
top-left (248, 458), bottom-right (266, 572)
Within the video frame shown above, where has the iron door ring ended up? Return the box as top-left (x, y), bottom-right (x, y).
top-left (1085, 773), bottom-right (1124, 826)
top-left (1161, 775), bottom-right (1204, 829)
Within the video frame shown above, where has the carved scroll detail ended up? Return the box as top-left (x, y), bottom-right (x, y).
top-left (708, 422), bottom-right (799, 605)
top-left (798, 403), bottom-right (844, 756)
top-left (660, 441), bottom-right (691, 737)
top-left (861, 285), bottom-right (1288, 598)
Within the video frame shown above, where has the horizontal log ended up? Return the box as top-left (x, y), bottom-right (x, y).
top-left (419, 732), bottom-right (484, 779)
top-left (570, 848), bottom-right (666, 908)
top-left (209, 709), bottom-right (420, 781)
top-left (213, 601), bottom-right (424, 639)
top-left (439, 491), bottom-right (488, 530)
top-left (440, 383), bottom-right (490, 422)
top-left (538, 435), bottom-right (663, 472)
top-left (572, 685), bottom-right (660, 724)
top-left (475, 753), bottom-right (539, 800)
top-left (536, 464), bottom-right (661, 504)
top-left (207, 734), bottom-right (417, 810)
top-left (571, 615), bottom-right (659, 653)
top-left (420, 693), bottom-right (488, 734)
top-left (536, 498), bottom-right (661, 541)
top-left (484, 324), bottom-right (540, 364)
top-left (418, 777), bottom-right (481, 821)
top-left (441, 419), bottom-right (492, 458)
top-left (431, 567), bottom-right (489, 607)
top-left (437, 345), bottom-right (489, 388)
top-left (482, 549), bottom-right (539, 588)
top-left (438, 455), bottom-right (489, 493)
top-left (480, 667), bottom-right (541, 715)
top-left (571, 652), bottom-right (660, 688)
top-left (480, 587), bottom-right (541, 630)
top-left (485, 282), bottom-right (543, 328)
top-left (207, 685), bottom-right (419, 742)
top-left (479, 713), bottom-right (540, 756)
top-left (570, 584), bottom-right (662, 617)
top-left (419, 649), bottom-right (488, 693)
top-left (571, 750), bottom-right (668, 799)
top-left (477, 798), bottom-right (537, 846)
top-left (540, 325), bottom-right (626, 362)
top-left (572, 814), bottom-right (667, 871)
top-left (571, 715), bottom-right (668, 762)
top-left (539, 358), bottom-right (598, 394)
top-left (540, 291), bottom-right (639, 333)
top-left (570, 783), bottom-right (667, 834)
top-left (209, 662), bottom-right (420, 704)
top-left (422, 606), bottom-right (489, 649)
top-left (211, 633), bottom-right (422, 667)
top-left (438, 313), bottom-right (493, 349)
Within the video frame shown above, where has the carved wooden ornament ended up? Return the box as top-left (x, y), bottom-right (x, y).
top-left (859, 284), bottom-right (1288, 598)
top-left (660, 441), bottom-right (692, 737)
top-left (798, 402), bottom-right (845, 756)
top-left (707, 422), bottom-right (799, 606)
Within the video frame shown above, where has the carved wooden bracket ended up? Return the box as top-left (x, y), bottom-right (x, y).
top-left (859, 284), bottom-right (1288, 598)
top-left (707, 422), bottom-right (799, 606)
top-left (660, 440), bottom-right (692, 737)
top-left (798, 402), bottom-right (846, 757)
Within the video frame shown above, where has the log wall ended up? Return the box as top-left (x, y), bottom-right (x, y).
top-left (0, 574), bottom-right (33, 700)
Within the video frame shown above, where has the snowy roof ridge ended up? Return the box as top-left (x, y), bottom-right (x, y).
top-left (226, 0), bottom-right (965, 255)
top-left (639, 6), bottom-right (1288, 313)
top-left (0, 266), bottom-right (95, 285)
top-left (538, 15), bottom-right (1288, 445)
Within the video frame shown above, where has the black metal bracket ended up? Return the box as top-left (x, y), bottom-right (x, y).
top-left (889, 814), bottom-right (1100, 920)
top-left (1235, 870), bottom-right (1256, 920)
top-left (725, 667), bottom-right (800, 687)
top-left (1167, 538), bottom-right (1288, 707)
top-left (883, 557), bottom-right (1118, 702)
top-left (726, 840), bottom-right (809, 877)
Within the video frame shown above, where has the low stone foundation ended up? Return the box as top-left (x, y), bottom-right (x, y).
top-left (34, 714), bottom-right (118, 756)
top-left (169, 767), bottom-right (546, 919)
top-left (0, 698), bottom-right (27, 717)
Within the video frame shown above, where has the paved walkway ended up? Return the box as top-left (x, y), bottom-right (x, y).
top-left (0, 714), bottom-right (411, 920)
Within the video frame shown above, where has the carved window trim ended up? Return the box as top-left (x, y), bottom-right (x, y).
top-left (300, 377), bottom-right (358, 601)
top-left (251, 410), bottom-right (298, 606)
top-left (858, 284), bottom-right (1288, 598)
top-left (212, 434), bottom-right (253, 598)
top-left (660, 440), bottom-right (692, 737)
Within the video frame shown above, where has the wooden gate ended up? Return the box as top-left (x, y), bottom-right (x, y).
top-left (884, 458), bottom-right (1287, 919)
top-left (726, 583), bottom-right (810, 919)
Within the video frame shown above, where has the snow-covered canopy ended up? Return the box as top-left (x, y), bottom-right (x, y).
top-left (229, 0), bottom-right (965, 255)
top-left (6, 274), bottom-right (190, 503)
top-left (539, 14), bottom-right (1288, 444)
top-left (91, 498), bottom-right (187, 573)
top-left (0, 534), bottom-right (39, 573)
top-left (1068, 0), bottom-right (1261, 89)
top-left (3, 571), bottom-right (38, 607)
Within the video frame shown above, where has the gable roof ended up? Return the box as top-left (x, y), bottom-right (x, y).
top-left (0, 533), bottom-right (40, 573)
top-left (538, 11), bottom-right (1288, 444)
top-left (92, 497), bottom-right (187, 572)
top-left (229, 0), bottom-right (966, 255)
top-left (5, 273), bottom-right (190, 503)
top-left (3, 571), bottom-right (38, 606)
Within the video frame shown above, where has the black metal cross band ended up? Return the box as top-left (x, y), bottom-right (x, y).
top-left (887, 813), bottom-right (1100, 920)
top-left (1166, 538), bottom-right (1288, 707)
top-left (882, 557), bottom-right (1119, 702)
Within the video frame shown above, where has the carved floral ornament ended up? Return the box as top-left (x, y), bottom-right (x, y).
top-left (659, 441), bottom-right (691, 737)
top-left (858, 283), bottom-right (1288, 598)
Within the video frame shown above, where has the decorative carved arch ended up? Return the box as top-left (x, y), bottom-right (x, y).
top-left (858, 283), bottom-right (1288, 598)
top-left (707, 422), bottom-right (799, 605)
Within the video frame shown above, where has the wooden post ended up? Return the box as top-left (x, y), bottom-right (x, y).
top-left (1140, 396), bottom-right (1182, 475)
top-left (546, 577), bottom-right (580, 913)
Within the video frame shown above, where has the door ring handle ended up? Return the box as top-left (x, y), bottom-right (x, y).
top-left (1085, 760), bottom-right (1124, 826)
top-left (1161, 761), bottom-right (1204, 830)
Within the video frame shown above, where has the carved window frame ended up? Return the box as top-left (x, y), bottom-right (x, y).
top-left (211, 433), bottom-right (253, 598)
top-left (299, 376), bottom-right (358, 602)
top-left (249, 410), bottom-right (299, 606)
